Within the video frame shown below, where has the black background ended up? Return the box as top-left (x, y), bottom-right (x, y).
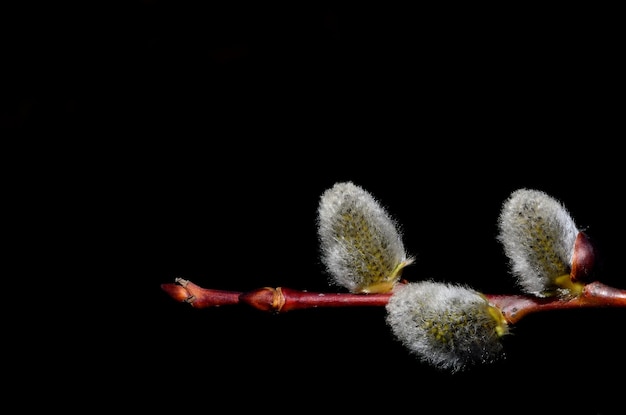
top-left (5, 3), bottom-right (624, 414)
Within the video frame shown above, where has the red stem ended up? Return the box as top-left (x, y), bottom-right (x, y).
top-left (487, 281), bottom-right (626, 324)
top-left (161, 279), bottom-right (626, 324)
top-left (239, 287), bottom-right (392, 312)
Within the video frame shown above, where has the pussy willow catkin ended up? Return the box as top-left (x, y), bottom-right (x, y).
top-left (317, 181), bottom-right (414, 294)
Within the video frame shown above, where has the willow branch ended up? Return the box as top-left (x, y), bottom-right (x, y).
top-left (161, 278), bottom-right (626, 324)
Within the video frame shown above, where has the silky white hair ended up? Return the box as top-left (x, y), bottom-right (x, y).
top-left (497, 188), bottom-right (579, 297)
top-left (317, 181), bottom-right (414, 293)
top-left (385, 281), bottom-right (509, 373)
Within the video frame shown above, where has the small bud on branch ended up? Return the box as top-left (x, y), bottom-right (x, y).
top-left (161, 278), bottom-right (241, 307)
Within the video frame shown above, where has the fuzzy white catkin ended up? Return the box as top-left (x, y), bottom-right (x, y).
top-left (497, 188), bottom-right (579, 297)
top-left (385, 281), bottom-right (508, 373)
top-left (317, 182), bottom-right (414, 293)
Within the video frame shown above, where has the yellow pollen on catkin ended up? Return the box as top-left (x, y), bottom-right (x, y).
top-left (356, 280), bottom-right (396, 294)
top-left (355, 258), bottom-right (414, 293)
top-left (554, 274), bottom-right (585, 297)
top-left (487, 304), bottom-right (509, 337)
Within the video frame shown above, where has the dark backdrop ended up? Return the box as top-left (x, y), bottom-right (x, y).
top-left (5, 3), bottom-right (624, 414)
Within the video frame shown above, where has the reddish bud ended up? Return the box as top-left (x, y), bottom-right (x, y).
top-left (571, 232), bottom-right (596, 283)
